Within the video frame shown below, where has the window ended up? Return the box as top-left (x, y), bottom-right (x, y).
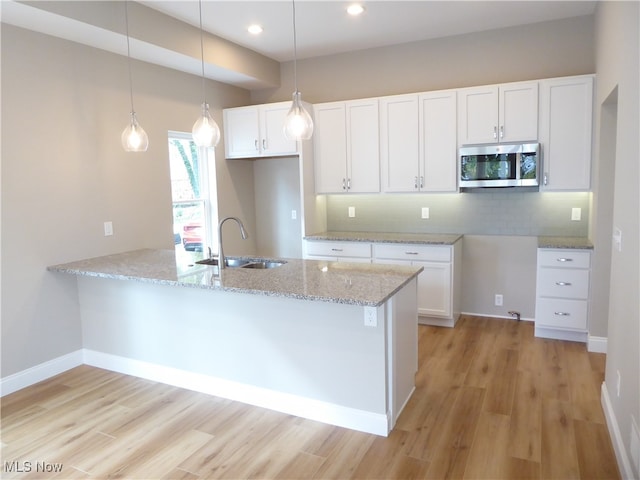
top-left (168, 132), bottom-right (217, 253)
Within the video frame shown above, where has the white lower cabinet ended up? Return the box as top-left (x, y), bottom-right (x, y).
top-left (535, 249), bottom-right (591, 342)
top-left (373, 242), bottom-right (461, 327)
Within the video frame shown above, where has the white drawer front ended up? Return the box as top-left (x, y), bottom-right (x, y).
top-left (373, 243), bottom-right (451, 262)
top-left (538, 250), bottom-right (591, 269)
top-left (306, 241), bottom-right (372, 258)
top-left (535, 298), bottom-right (588, 330)
top-left (537, 268), bottom-right (590, 299)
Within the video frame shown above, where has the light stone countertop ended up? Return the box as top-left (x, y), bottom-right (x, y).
top-left (537, 236), bottom-right (594, 249)
top-left (304, 231), bottom-right (463, 245)
top-left (48, 249), bottom-right (422, 307)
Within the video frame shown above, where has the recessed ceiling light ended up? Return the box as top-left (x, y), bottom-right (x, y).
top-left (346, 4), bottom-right (365, 16)
top-left (248, 24), bottom-right (263, 35)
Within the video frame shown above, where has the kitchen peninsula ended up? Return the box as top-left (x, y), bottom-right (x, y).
top-left (48, 249), bottom-right (422, 436)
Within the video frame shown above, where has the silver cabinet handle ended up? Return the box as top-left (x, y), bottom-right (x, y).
top-left (499, 125), bottom-right (504, 138)
top-left (493, 126), bottom-right (498, 139)
top-left (347, 178), bottom-right (351, 190)
top-left (544, 173), bottom-right (549, 186)
top-left (405, 252), bottom-right (419, 255)
top-left (414, 176), bottom-right (418, 189)
top-left (555, 282), bottom-right (572, 286)
top-left (254, 139), bottom-right (259, 150)
top-left (342, 178), bottom-right (347, 190)
top-left (262, 139), bottom-right (267, 150)
top-left (420, 176), bottom-right (424, 189)
top-left (554, 312), bottom-right (571, 316)
top-left (557, 258), bottom-right (573, 262)
top-left (331, 248), bottom-right (343, 252)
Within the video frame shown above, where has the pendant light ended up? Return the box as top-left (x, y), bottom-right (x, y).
top-left (283, 0), bottom-right (314, 141)
top-left (121, 1), bottom-right (149, 152)
top-left (192, 0), bottom-right (221, 148)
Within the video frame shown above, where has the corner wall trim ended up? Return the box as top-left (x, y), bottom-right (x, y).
top-left (601, 381), bottom-right (634, 479)
top-left (588, 335), bottom-right (608, 353)
top-left (83, 349), bottom-right (390, 436)
top-left (0, 350), bottom-right (84, 397)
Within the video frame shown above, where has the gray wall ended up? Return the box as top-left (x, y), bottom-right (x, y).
top-left (0, 24), bottom-right (251, 377)
top-left (594, 2), bottom-right (640, 477)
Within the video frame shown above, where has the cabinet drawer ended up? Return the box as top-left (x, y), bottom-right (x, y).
top-left (306, 241), bottom-right (371, 258)
top-left (538, 249), bottom-right (591, 269)
top-left (373, 243), bottom-right (451, 262)
top-left (535, 298), bottom-right (588, 330)
top-left (537, 268), bottom-right (590, 299)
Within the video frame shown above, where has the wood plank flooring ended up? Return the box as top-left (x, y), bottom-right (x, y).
top-left (1, 316), bottom-right (620, 479)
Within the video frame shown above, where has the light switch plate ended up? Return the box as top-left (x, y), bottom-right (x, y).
top-left (104, 221), bottom-right (113, 236)
top-left (571, 207), bottom-right (581, 221)
top-left (364, 306), bottom-right (377, 327)
top-left (348, 206), bottom-right (356, 218)
top-left (421, 207), bottom-right (430, 219)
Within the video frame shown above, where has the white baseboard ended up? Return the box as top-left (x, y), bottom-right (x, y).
top-left (601, 382), bottom-right (635, 479)
top-left (0, 350), bottom-right (83, 397)
top-left (83, 349), bottom-right (391, 436)
top-left (588, 335), bottom-right (608, 353)
top-left (461, 311), bottom-right (535, 322)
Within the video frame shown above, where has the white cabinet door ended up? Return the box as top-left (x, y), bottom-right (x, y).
top-left (261, 103), bottom-right (297, 156)
top-left (346, 99), bottom-right (380, 193)
top-left (499, 82), bottom-right (538, 143)
top-left (224, 107), bottom-right (260, 158)
top-left (458, 86), bottom-right (499, 145)
top-left (414, 261), bottom-right (452, 318)
top-left (314, 102), bottom-right (348, 193)
top-left (539, 75), bottom-right (593, 191)
top-left (458, 82), bottom-right (538, 145)
top-left (380, 94), bottom-right (420, 192)
top-left (419, 90), bottom-right (458, 192)
top-left (224, 102), bottom-right (298, 159)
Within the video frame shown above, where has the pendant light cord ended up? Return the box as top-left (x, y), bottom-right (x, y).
top-left (124, 1), bottom-right (135, 113)
top-left (292, 0), bottom-right (298, 93)
top-left (198, 0), bottom-right (206, 104)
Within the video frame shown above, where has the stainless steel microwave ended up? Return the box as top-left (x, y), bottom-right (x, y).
top-left (460, 143), bottom-right (540, 188)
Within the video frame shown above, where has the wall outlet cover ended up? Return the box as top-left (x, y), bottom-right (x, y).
top-left (421, 207), bottom-right (430, 219)
top-left (348, 206), bottom-right (356, 218)
top-left (571, 207), bottom-right (582, 221)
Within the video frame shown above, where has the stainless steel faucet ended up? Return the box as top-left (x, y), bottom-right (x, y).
top-left (218, 216), bottom-right (248, 269)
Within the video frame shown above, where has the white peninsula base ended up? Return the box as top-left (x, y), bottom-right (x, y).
top-left (76, 275), bottom-right (418, 436)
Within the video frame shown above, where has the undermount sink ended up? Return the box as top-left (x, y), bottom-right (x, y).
top-left (195, 257), bottom-right (285, 269)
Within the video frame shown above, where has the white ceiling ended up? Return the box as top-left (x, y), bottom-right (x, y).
top-left (140, 0), bottom-right (597, 62)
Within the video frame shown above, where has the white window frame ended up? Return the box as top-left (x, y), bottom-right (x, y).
top-left (168, 131), bottom-right (218, 253)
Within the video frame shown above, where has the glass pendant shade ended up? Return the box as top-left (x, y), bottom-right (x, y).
top-left (192, 103), bottom-right (220, 147)
top-left (121, 111), bottom-right (149, 152)
top-left (284, 91), bottom-right (314, 141)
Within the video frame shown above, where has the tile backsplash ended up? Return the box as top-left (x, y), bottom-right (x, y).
top-left (325, 191), bottom-right (590, 237)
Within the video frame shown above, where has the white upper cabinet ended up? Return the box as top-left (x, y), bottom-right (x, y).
top-left (538, 75), bottom-right (594, 191)
top-left (458, 81), bottom-right (538, 145)
top-left (224, 102), bottom-right (298, 159)
top-left (419, 90), bottom-right (458, 192)
top-left (380, 92), bottom-right (457, 193)
top-left (313, 99), bottom-right (380, 194)
top-left (380, 94), bottom-right (420, 192)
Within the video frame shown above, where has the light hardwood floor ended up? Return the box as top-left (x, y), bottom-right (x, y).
top-left (1, 316), bottom-right (620, 479)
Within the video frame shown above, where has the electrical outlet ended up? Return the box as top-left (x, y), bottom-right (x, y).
top-left (613, 228), bottom-right (622, 252)
top-left (364, 306), bottom-right (377, 327)
top-left (291, 210), bottom-right (297, 220)
top-left (103, 221), bottom-right (113, 236)
top-left (421, 207), bottom-right (430, 219)
top-left (495, 294), bottom-right (503, 306)
top-left (348, 206), bottom-right (356, 218)
top-left (571, 207), bottom-right (581, 221)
